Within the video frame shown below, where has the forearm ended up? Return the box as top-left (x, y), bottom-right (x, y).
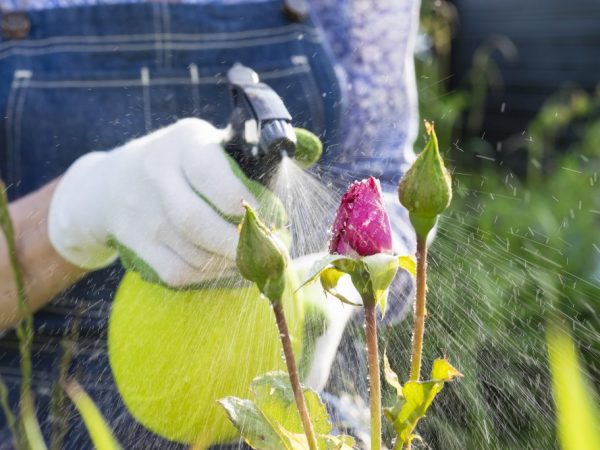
top-left (0, 179), bottom-right (87, 330)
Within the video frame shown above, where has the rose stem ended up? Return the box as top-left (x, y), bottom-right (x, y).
top-left (364, 302), bottom-right (382, 450)
top-left (409, 235), bottom-right (428, 381)
top-left (271, 301), bottom-right (318, 450)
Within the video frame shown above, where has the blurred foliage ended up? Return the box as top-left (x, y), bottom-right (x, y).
top-left (547, 326), bottom-right (600, 450)
top-left (386, 0), bottom-right (600, 448)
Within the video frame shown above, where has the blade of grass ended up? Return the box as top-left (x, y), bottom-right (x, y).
top-left (50, 315), bottom-right (80, 450)
top-left (21, 392), bottom-right (47, 450)
top-left (63, 380), bottom-right (121, 450)
top-left (0, 374), bottom-right (20, 448)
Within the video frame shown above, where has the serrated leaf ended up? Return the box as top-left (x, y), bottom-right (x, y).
top-left (386, 359), bottom-right (461, 449)
top-left (321, 434), bottom-right (356, 450)
top-left (391, 381), bottom-right (443, 447)
top-left (276, 427), bottom-right (310, 449)
top-left (383, 351), bottom-right (403, 397)
top-left (431, 359), bottom-right (463, 382)
top-left (360, 254), bottom-right (400, 314)
top-left (218, 397), bottom-right (286, 450)
top-left (251, 372), bottom-right (331, 436)
top-left (63, 381), bottom-right (121, 450)
top-left (277, 427), bottom-right (356, 450)
top-left (398, 256), bottom-right (417, 277)
top-left (221, 372), bottom-right (357, 450)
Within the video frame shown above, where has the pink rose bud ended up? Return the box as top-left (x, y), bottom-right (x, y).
top-left (329, 177), bottom-right (393, 256)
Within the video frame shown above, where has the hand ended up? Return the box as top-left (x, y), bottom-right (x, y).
top-left (49, 118), bottom-right (282, 288)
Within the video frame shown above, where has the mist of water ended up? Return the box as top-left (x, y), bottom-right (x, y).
top-left (106, 151), bottom-right (600, 450)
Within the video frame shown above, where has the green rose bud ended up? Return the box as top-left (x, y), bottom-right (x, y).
top-left (398, 121), bottom-right (452, 239)
top-left (237, 202), bottom-right (288, 301)
top-left (293, 128), bottom-right (322, 169)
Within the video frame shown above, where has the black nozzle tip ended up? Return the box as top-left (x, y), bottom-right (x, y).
top-left (259, 120), bottom-right (297, 161)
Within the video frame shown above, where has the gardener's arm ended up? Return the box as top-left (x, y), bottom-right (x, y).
top-left (0, 179), bottom-right (88, 329)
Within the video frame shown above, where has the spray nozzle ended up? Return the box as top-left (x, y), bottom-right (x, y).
top-left (225, 64), bottom-right (297, 183)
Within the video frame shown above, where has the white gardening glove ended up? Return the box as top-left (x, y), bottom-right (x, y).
top-left (49, 118), bottom-right (285, 288)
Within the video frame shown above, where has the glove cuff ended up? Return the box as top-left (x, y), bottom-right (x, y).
top-left (48, 152), bottom-right (118, 270)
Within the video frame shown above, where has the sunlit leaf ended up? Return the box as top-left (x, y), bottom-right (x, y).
top-left (220, 372), bottom-right (357, 449)
top-left (251, 372), bottom-right (331, 436)
top-left (383, 351), bottom-right (403, 397)
top-left (547, 326), bottom-right (600, 450)
top-left (319, 269), bottom-right (362, 307)
top-left (297, 255), bottom-right (357, 291)
top-left (276, 427), bottom-right (309, 449)
top-left (385, 359), bottom-right (461, 449)
top-left (398, 256), bottom-right (417, 277)
top-left (320, 434), bottom-right (356, 450)
top-left (431, 358), bottom-right (463, 382)
top-left (219, 397), bottom-right (286, 450)
top-left (319, 267), bottom-right (345, 292)
top-left (277, 427), bottom-right (356, 450)
top-left (63, 381), bottom-right (121, 450)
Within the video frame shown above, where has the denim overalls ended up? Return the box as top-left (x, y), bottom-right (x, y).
top-left (0, 2), bottom-right (341, 447)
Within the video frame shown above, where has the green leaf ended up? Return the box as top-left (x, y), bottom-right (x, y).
top-left (547, 326), bottom-right (600, 450)
top-left (319, 267), bottom-right (345, 292)
top-left (321, 434), bottom-right (356, 450)
top-left (398, 256), bottom-right (417, 277)
top-left (276, 427), bottom-right (356, 450)
top-left (360, 254), bottom-right (400, 314)
top-left (276, 427), bottom-right (311, 449)
top-left (383, 351), bottom-right (403, 397)
top-left (319, 268), bottom-right (362, 307)
top-left (431, 358), bottom-right (463, 382)
top-left (220, 372), bottom-right (357, 450)
top-left (251, 372), bottom-right (331, 436)
top-left (385, 359), bottom-right (462, 449)
top-left (297, 255), bottom-right (357, 291)
top-left (63, 381), bottom-right (121, 450)
top-left (299, 253), bottom-right (416, 314)
top-left (218, 397), bottom-right (286, 450)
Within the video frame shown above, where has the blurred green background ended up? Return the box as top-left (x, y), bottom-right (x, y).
top-left (385, 1), bottom-right (600, 448)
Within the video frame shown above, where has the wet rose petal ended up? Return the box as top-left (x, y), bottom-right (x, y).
top-left (329, 177), bottom-right (393, 256)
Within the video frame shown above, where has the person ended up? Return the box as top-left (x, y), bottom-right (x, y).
top-left (0, 0), bottom-right (420, 447)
